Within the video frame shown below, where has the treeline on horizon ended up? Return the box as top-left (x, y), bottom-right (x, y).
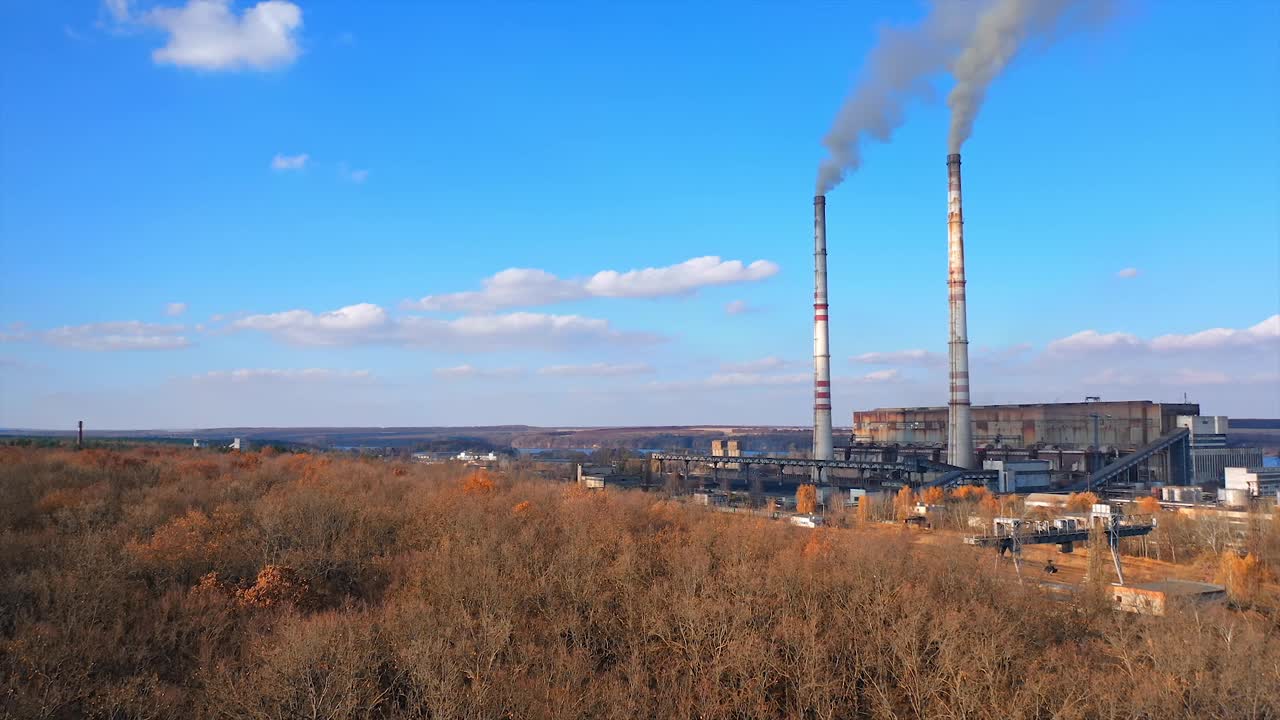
top-left (1, 445), bottom-right (1277, 719)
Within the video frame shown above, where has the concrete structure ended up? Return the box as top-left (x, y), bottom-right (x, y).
top-left (1112, 581), bottom-right (1226, 615)
top-left (853, 401), bottom-right (1200, 452)
top-left (812, 196), bottom-right (834, 472)
top-left (1178, 415), bottom-right (1229, 448)
top-left (1193, 448), bottom-right (1263, 485)
top-left (945, 153), bottom-right (974, 469)
top-left (1024, 493), bottom-right (1070, 510)
top-left (1218, 487), bottom-right (1251, 509)
top-left (1225, 466), bottom-right (1280, 498)
top-left (711, 438), bottom-right (743, 469)
top-left (456, 450), bottom-right (498, 462)
top-left (985, 459), bottom-right (1052, 493)
top-left (1159, 486), bottom-right (1202, 503)
top-left (575, 464), bottom-right (606, 489)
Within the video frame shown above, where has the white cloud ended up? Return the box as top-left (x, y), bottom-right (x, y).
top-left (538, 362), bottom-right (653, 377)
top-left (230, 303), bottom-right (660, 350)
top-left (1169, 369), bottom-right (1231, 386)
top-left (1150, 315), bottom-right (1279, 352)
top-left (411, 269), bottom-right (582, 312)
top-left (721, 356), bottom-right (789, 373)
top-left (271, 153), bottom-right (308, 170)
top-left (346, 168), bottom-right (369, 183)
top-left (705, 372), bottom-right (810, 387)
top-left (724, 300), bottom-right (758, 315)
top-left (233, 303), bottom-right (390, 345)
top-left (854, 369), bottom-right (902, 383)
top-left (585, 256), bottom-right (778, 299)
top-left (44, 321), bottom-right (191, 351)
top-left (433, 365), bottom-right (524, 379)
top-left (193, 368), bottom-right (371, 382)
top-left (407, 256), bottom-right (779, 313)
top-left (1046, 330), bottom-right (1144, 354)
top-left (143, 0), bottom-right (302, 71)
top-left (1116, 267), bottom-right (1140, 279)
top-left (1047, 316), bottom-right (1279, 355)
top-left (105, 0), bottom-right (132, 22)
top-left (165, 302), bottom-right (188, 317)
top-left (851, 349), bottom-right (944, 367)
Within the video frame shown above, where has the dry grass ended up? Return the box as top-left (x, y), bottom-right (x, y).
top-left (0, 444), bottom-right (1277, 719)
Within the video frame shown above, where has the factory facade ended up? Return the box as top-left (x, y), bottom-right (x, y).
top-left (852, 400), bottom-right (1201, 452)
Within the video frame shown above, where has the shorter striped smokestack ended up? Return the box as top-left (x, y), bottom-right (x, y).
top-left (946, 153), bottom-right (974, 469)
top-left (813, 196), bottom-right (834, 472)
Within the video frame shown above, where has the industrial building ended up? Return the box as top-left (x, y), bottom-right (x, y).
top-left (1225, 466), bottom-right (1280, 498)
top-left (1111, 581), bottom-right (1226, 616)
top-left (852, 401), bottom-right (1200, 451)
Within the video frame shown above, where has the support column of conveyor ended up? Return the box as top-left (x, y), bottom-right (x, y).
top-left (1067, 428), bottom-right (1191, 491)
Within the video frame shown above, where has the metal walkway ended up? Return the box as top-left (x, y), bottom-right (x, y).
top-left (648, 452), bottom-right (929, 474)
top-left (648, 453), bottom-right (995, 487)
top-left (921, 468), bottom-right (999, 488)
top-left (964, 518), bottom-right (1155, 548)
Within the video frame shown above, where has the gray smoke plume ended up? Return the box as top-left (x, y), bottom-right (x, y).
top-left (818, 0), bottom-right (1112, 191)
top-left (817, 1), bottom-right (981, 194)
top-left (948, 0), bottom-right (1114, 151)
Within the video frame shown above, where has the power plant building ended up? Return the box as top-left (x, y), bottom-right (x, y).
top-left (852, 400), bottom-right (1201, 452)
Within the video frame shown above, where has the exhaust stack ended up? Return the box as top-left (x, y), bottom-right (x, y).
top-left (946, 154), bottom-right (974, 469)
top-left (813, 196), bottom-right (834, 470)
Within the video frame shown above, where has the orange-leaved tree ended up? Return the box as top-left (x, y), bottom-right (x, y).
top-left (796, 484), bottom-right (817, 515)
top-left (951, 485), bottom-right (991, 504)
top-left (1134, 496), bottom-right (1161, 516)
top-left (921, 487), bottom-right (946, 506)
top-left (1067, 491), bottom-right (1100, 512)
top-left (1218, 551), bottom-right (1264, 605)
top-left (895, 486), bottom-right (916, 520)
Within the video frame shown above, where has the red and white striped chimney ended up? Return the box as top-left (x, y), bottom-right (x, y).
top-left (813, 196), bottom-right (834, 470)
top-left (946, 154), bottom-right (974, 469)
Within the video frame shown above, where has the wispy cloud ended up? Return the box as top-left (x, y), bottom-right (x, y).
top-left (851, 349), bottom-right (945, 367)
top-left (537, 362), bottom-right (653, 377)
top-left (407, 256), bottom-right (780, 313)
top-left (1048, 315), bottom-right (1278, 355)
top-left (720, 356), bottom-right (790, 373)
top-left (44, 321), bottom-right (191, 351)
top-left (1116, 267), bottom-right (1140, 279)
top-left (193, 368), bottom-right (372, 382)
top-left (1150, 315), bottom-right (1278, 352)
top-left (724, 299), bottom-right (759, 315)
top-left (165, 302), bottom-right (188, 317)
top-left (650, 367), bottom-right (899, 392)
top-left (229, 303), bottom-right (662, 350)
top-left (433, 365), bottom-right (525, 379)
top-left (271, 153), bottom-right (308, 171)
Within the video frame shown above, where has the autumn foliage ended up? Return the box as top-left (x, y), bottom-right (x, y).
top-left (1067, 491), bottom-right (1101, 512)
top-left (795, 483), bottom-right (817, 514)
top-left (0, 444), bottom-right (1277, 718)
top-left (1134, 495), bottom-right (1162, 515)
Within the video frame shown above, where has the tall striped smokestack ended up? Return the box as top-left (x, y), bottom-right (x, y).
top-left (813, 196), bottom-right (834, 470)
top-left (946, 153), bottom-right (974, 469)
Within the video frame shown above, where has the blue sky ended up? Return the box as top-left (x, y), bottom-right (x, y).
top-left (1, 0), bottom-right (1277, 429)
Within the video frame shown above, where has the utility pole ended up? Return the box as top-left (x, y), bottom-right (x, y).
top-left (77, 420), bottom-right (83, 450)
